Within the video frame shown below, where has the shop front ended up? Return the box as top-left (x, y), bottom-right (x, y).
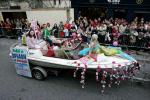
top-left (71, 0), bottom-right (150, 21)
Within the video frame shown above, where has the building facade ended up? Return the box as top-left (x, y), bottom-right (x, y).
top-left (1, 0), bottom-right (150, 23)
top-left (0, 0), bottom-right (73, 26)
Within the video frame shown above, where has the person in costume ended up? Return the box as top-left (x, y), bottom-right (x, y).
top-left (79, 34), bottom-right (136, 62)
top-left (79, 34), bottom-right (100, 56)
top-left (26, 29), bottom-right (37, 49)
top-left (88, 34), bottom-right (101, 55)
top-left (31, 20), bottom-right (42, 39)
top-left (43, 24), bottom-right (53, 46)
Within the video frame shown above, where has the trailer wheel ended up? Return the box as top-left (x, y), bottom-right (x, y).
top-left (32, 67), bottom-right (47, 80)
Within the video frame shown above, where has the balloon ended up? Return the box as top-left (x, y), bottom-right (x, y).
top-left (113, 41), bottom-right (118, 46)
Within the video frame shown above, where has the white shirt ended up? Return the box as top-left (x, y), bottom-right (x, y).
top-left (119, 24), bottom-right (127, 34)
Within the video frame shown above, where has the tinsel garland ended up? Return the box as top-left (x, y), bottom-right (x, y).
top-left (73, 61), bottom-right (87, 88)
top-left (80, 64), bottom-right (87, 88)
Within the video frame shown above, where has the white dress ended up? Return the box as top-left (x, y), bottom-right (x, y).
top-left (26, 36), bottom-right (36, 49)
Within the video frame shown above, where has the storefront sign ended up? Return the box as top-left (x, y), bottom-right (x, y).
top-left (12, 47), bottom-right (32, 77)
top-left (89, 0), bottom-right (95, 3)
top-left (107, 0), bottom-right (120, 4)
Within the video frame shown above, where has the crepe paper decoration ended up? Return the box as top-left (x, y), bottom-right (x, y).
top-left (79, 56), bottom-right (89, 65)
top-left (112, 61), bottom-right (116, 64)
top-left (108, 74), bottom-right (113, 88)
top-left (118, 64), bottom-right (122, 67)
top-left (62, 36), bottom-right (82, 50)
top-left (73, 62), bottom-right (80, 78)
top-left (90, 54), bottom-right (97, 62)
top-left (80, 64), bottom-right (87, 88)
top-left (73, 53), bottom-right (140, 94)
top-left (101, 71), bottom-right (107, 93)
top-left (96, 65), bottom-right (101, 82)
top-left (96, 72), bottom-right (99, 82)
top-left (63, 40), bottom-right (75, 50)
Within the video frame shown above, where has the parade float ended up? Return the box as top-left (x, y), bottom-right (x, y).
top-left (9, 21), bottom-right (140, 93)
top-left (9, 33), bottom-right (140, 93)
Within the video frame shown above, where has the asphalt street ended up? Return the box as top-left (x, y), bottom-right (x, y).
top-left (0, 38), bottom-right (150, 100)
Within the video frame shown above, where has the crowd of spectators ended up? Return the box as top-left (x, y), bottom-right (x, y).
top-left (0, 18), bottom-right (31, 37)
top-left (0, 16), bottom-right (150, 49)
top-left (73, 16), bottom-right (150, 48)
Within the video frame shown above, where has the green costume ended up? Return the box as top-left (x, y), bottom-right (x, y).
top-left (43, 28), bottom-right (51, 39)
top-left (43, 28), bottom-right (53, 46)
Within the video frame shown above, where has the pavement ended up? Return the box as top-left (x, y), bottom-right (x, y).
top-left (130, 52), bottom-right (150, 80)
top-left (0, 38), bottom-right (150, 100)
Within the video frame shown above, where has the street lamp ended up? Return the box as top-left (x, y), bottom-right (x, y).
top-left (107, 0), bottom-right (120, 4)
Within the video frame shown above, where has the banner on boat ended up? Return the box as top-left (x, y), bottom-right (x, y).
top-left (12, 47), bottom-right (32, 77)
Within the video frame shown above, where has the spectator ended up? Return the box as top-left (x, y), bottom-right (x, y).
top-left (2, 15), bottom-right (150, 49)
top-left (15, 19), bottom-right (22, 29)
top-left (64, 21), bottom-right (71, 37)
top-left (47, 23), bottom-right (51, 31)
top-left (70, 21), bottom-right (77, 33)
top-left (119, 22), bottom-right (127, 34)
top-left (4, 18), bottom-right (12, 36)
top-left (0, 21), bottom-right (5, 36)
top-left (97, 22), bottom-right (107, 43)
top-left (58, 21), bottom-right (64, 38)
top-left (52, 23), bottom-right (59, 38)
top-left (86, 25), bottom-right (92, 43)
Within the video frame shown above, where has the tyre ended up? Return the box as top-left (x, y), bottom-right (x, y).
top-left (32, 69), bottom-right (45, 80)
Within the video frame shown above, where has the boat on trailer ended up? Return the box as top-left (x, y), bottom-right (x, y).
top-left (10, 38), bottom-right (140, 93)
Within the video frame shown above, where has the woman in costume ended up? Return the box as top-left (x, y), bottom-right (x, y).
top-left (79, 34), bottom-right (100, 56)
top-left (79, 34), bottom-right (136, 62)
